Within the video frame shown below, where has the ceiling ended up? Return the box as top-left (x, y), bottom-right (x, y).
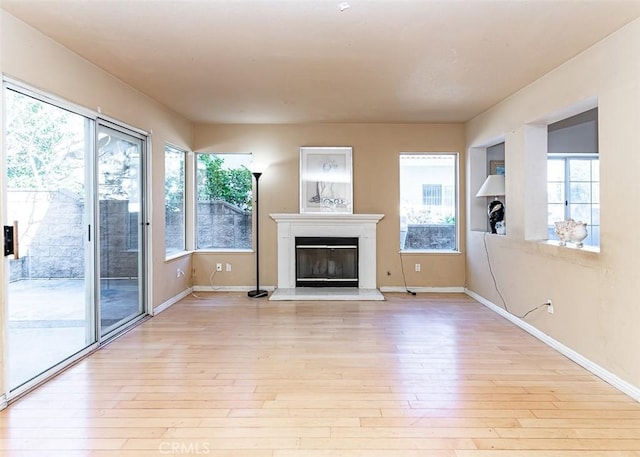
top-left (2, 0), bottom-right (640, 124)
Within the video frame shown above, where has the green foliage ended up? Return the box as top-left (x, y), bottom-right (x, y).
top-left (198, 155), bottom-right (252, 210)
top-left (5, 89), bottom-right (85, 193)
top-left (441, 215), bottom-right (456, 225)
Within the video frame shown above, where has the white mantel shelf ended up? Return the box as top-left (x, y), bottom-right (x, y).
top-left (270, 213), bottom-right (385, 224)
top-left (269, 213), bottom-right (384, 296)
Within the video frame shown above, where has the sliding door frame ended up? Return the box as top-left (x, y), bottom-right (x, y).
top-left (95, 118), bottom-right (151, 342)
top-left (1, 77), bottom-right (152, 401)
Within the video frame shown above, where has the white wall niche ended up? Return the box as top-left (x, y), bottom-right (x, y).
top-left (469, 136), bottom-right (506, 233)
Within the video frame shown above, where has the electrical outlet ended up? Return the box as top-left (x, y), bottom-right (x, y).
top-left (176, 268), bottom-right (182, 278)
top-left (547, 299), bottom-right (554, 314)
top-left (415, 263), bottom-right (421, 272)
top-left (216, 263), bottom-right (223, 272)
top-left (226, 263), bottom-right (232, 272)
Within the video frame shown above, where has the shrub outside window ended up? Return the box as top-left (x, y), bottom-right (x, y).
top-left (196, 153), bottom-right (252, 250)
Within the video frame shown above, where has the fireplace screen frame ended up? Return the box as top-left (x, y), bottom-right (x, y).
top-left (295, 236), bottom-right (358, 287)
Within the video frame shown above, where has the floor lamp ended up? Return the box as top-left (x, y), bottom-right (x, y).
top-left (248, 171), bottom-right (268, 298)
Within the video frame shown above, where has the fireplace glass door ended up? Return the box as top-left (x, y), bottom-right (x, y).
top-left (295, 237), bottom-right (358, 287)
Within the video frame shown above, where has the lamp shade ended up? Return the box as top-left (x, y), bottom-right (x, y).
top-left (476, 174), bottom-right (505, 198)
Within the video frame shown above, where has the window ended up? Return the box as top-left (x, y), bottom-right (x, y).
top-left (547, 108), bottom-right (599, 247)
top-left (400, 153), bottom-right (458, 251)
top-left (547, 155), bottom-right (599, 246)
top-left (196, 153), bottom-right (252, 250)
top-left (165, 144), bottom-right (186, 256)
top-left (422, 184), bottom-right (442, 206)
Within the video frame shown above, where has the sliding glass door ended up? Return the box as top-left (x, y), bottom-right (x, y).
top-left (4, 88), bottom-right (96, 390)
top-left (97, 123), bottom-right (146, 337)
top-left (3, 84), bottom-right (149, 394)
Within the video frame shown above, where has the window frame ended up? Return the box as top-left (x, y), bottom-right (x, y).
top-left (399, 152), bottom-right (460, 253)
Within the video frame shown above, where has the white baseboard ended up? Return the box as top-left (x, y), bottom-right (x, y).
top-left (195, 286), bottom-right (463, 294)
top-left (380, 286), bottom-right (465, 293)
top-left (193, 285), bottom-right (276, 293)
top-left (152, 288), bottom-right (192, 316)
top-left (466, 289), bottom-right (640, 403)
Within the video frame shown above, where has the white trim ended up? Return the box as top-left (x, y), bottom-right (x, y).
top-left (195, 249), bottom-right (253, 254)
top-left (152, 288), bottom-right (192, 316)
top-left (399, 250), bottom-right (462, 255)
top-left (270, 213), bottom-right (384, 289)
top-left (145, 132), bottom-right (154, 318)
top-left (381, 286), bottom-right (465, 293)
top-left (538, 239), bottom-right (600, 253)
top-left (0, 394), bottom-right (7, 411)
top-left (466, 289), bottom-right (640, 403)
top-left (193, 285), bottom-right (276, 293)
top-left (165, 250), bottom-right (193, 262)
top-left (3, 77), bottom-right (149, 136)
top-left (8, 343), bottom-right (99, 402)
top-left (195, 286), bottom-right (461, 296)
top-left (270, 288), bottom-right (385, 301)
top-left (3, 76), bottom-right (97, 119)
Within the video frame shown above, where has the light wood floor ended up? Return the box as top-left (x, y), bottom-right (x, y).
top-left (1, 292), bottom-right (640, 456)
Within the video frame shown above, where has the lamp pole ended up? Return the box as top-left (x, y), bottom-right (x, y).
top-left (248, 171), bottom-right (268, 298)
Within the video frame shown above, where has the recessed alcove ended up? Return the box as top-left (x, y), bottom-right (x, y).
top-left (469, 136), bottom-right (506, 233)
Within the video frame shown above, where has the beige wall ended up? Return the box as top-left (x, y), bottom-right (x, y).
top-left (193, 123), bottom-right (467, 289)
top-left (466, 18), bottom-right (640, 391)
top-left (5, 4), bottom-right (638, 401)
top-left (0, 12), bottom-right (193, 317)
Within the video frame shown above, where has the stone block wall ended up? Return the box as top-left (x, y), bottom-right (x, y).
top-left (8, 190), bottom-right (85, 281)
top-left (99, 200), bottom-right (139, 278)
top-left (8, 191), bottom-right (140, 281)
top-left (403, 224), bottom-right (456, 250)
top-left (9, 192), bottom-right (252, 282)
top-left (165, 207), bottom-right (185, 253)
top-left (196, 201), bottom-right (251, 250)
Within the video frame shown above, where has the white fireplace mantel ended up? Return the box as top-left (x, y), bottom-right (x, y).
top-left (270, 213), bottom-right (384, 290)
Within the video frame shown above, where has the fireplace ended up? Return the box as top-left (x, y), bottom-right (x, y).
top-left (295, 237), bottom-right (358, 287)
top-left (269, 213), bottom-right (384, 292)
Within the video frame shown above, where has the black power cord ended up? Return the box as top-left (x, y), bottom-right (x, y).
top-left (399, 252), bottom-right (417, 295)
top-left (483, 233), bottom-right (550, 319)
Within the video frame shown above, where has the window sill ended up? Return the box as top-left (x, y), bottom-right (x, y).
top-left (195, 248), bottom-right (253, 254)
top-left (165, 250), bottom-right (192, 262)
top-left (399, 249), bottom-right (462, 255)
top-left (539, 240), bottom-right (600, 253)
